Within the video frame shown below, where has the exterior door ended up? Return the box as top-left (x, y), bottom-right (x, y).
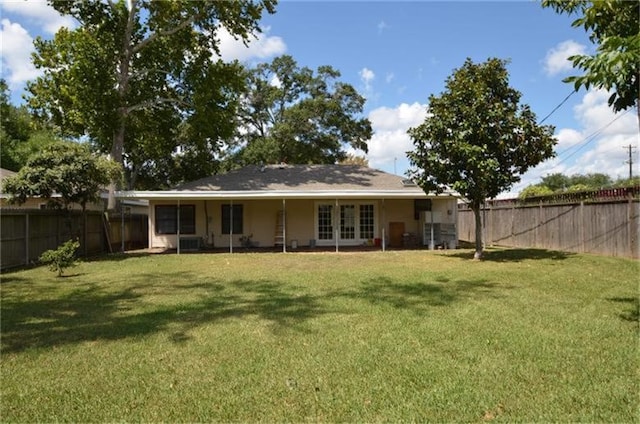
top-left (389, 222), bottom-right (405, 247)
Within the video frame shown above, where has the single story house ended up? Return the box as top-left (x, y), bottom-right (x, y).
top-left (116, 164), bottom-right (459, 252)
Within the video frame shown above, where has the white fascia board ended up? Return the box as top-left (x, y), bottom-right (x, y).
top-left (116, 190), bottom-right (459, 200)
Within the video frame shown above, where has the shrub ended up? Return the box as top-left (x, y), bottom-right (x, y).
top-left (39, 239), bottom-right (80, 277)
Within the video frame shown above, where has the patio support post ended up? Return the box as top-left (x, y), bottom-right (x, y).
top-left (229, 199), bottom-right (233, 254)
top-left (335, 199), bottom-right (339, 253)
top-left (282, 198), bottom-right (287, 253)
top-left (121, 203), bottom-right (125, 253)
top-left (382, 199), bottom-right (386, 252)
top-left (177, 199), bottom-right (181, 255)
top-left (430, 207), bottom-right (434, 250)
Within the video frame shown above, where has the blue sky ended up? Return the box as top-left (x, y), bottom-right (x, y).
top-left (1, 0), bottom-right (638, 197)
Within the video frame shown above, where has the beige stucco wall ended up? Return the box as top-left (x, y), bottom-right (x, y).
top-left (148, 197), bottom-right (458, 249)
top-left (0, 197), bottom-right (105, 211)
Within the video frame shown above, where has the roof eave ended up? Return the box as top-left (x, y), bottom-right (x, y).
top-left (116, 190), bottom-right (459, 200)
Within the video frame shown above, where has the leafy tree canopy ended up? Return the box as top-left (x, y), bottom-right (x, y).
top-left (519, 172), bottom-right (633, 198)
top-left (408, 57), bottom-right (556, 258)
top-left (2, 142), bottom-right (121, 211)
top-left (0, 80), bottom-right (61, 171)
top-left (542, 0), bottom-right (639, 114)
top-left (232, 55), bottom-right (372, 166)
top-left (26, 0), bottom-right (276, 200)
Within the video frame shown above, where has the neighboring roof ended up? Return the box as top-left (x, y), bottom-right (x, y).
top-left (0, 168), bottom-right (17, 196)
top-left (0, 167), bottom-right (17, 181)
top-left (117, 164), bottom-right (459, 200)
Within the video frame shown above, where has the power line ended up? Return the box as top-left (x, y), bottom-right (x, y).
top-left (539, 90), bottom-right (576, 124)
top-left (551, 108), bottom-right (632, 169)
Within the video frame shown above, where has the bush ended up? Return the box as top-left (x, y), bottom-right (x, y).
top-left (39, 239), bottom-right (80, 277)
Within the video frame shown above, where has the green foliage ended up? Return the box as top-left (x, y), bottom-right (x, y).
top-left (233, 55), bottom-right (372, 165)
top-left (39, 239), bottom-right (80, 276)
top-left (520, 172), bottom-right (620, 197)
top-left (2, 142), bottom-right (122, 210)
top-left (27, 0), bottom-right (276, 192)
top-left (0, 80), bottom-right (61, 172)
top-left (613, 176), bottom-right (640, 187)
top-left (339, 154), bottom-right (370, 167)
top-left (542, 0), bottom-right (639, 113)
top-left (408, 58), bottom-right (556, 257)
top-left (518, 184), bottom-right (554, 199)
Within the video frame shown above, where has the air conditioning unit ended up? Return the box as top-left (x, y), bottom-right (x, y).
top-left (179, 237), bottom-right (201, 251)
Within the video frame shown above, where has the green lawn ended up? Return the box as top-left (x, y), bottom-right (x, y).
top-left (1, 249), bottom-right (638, 422)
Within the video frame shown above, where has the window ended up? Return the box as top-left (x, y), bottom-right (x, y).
top-left (359, 204), bottom-right (374, 239)
top-left (155, 205), bottom-right (195, 235)
top-left (221, 204), bottom-right (243, 234)
top-left (340, 205), bottom-right (356, 239)
top-left (316, 202), bottom-right (375, 242)
top-left (317, 204), bottom-right (333, 240)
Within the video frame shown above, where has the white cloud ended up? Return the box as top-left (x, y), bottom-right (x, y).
top-left (543, 40), bottom-right (587, 76)
top-left (359, 67), bottom-right (375, 90)
top-left (0, 19), bottom-right (41, 87)
top-left (377, 20), bottom-right (389, 34)
top-left (217, 26), bottom-right (286, 62)
top-left (360, 102), bottom-right (428, 173)
top-left (500, 88), bottom-right (638, 198)
top-left (385, 72), bottom-right (394, 83)
top-left (0, 0), bottom-right (75, 34)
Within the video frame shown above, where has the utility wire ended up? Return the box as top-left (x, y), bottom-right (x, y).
top-left (539, 90), bottom-right (576, 124)
top-left (552, 108), bottom-right (632, 168)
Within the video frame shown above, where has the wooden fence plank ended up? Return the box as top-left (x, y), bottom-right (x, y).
top-left (458, 200), bottom-right (639, 259)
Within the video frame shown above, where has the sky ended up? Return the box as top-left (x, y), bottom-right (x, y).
top-left (1, 0), bottom-right (638, 198)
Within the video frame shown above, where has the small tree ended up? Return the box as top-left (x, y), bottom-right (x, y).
top-left (2, 142), bottom-right (121, 212)
top-left (39, 239), bottom-right (80, 277)
top-left (408, 58), bottom-right (556, 259)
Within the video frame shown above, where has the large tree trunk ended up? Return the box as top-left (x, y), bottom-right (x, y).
top-left (107, 122), bottom-right (125, 210)
top-left (471, 202), bottom-right (484, 260)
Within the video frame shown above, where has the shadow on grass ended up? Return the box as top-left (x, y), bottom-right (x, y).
top-left (1, 272), bottom-right (503, 353)
top-left (0, 274), bottom-right (335, 353)
top-left (607, 297), bottom-right (639, 323)
top-left (448, 248), bottom-right (574, 262)
top-left (341, 276), bottom-right (502, 313)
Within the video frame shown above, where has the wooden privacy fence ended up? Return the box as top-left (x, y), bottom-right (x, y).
top-left (1, 210), bottom-right (148, 270)
top-left (458, 198), bottom-right (639, 258)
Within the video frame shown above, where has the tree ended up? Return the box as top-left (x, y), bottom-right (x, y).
top-left (542, 0), bottom-right (639, 123)
top-left (519, 185), bottom-right (554, 199)
top-left (2, 142), bottom-right (121, 212)
top-left (407, 58), bottom-right (556, 259)
top-left (232, 55), bottom-right (372, 166)
top-left (0, 80), bottom-right (59, 172)
top-left (540, 172), bottom-right (572, 192)
top-left (27, 0), bottom-right (276, 205)
top-left (339, 154), bottom-right (369, 167)
top-left (520, 172), bottom-right (615, 197)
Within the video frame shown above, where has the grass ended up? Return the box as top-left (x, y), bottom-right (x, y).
top-left (1, 248), bottom-right (638, 422)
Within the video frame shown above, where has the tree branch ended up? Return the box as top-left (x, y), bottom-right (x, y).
top-left (132, 15), bottom-right (197, 54)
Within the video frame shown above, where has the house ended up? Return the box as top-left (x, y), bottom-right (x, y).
top-left (116, 164), bottom-right (459, 252)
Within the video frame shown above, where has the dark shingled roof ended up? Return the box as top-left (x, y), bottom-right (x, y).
top-left (175, 164), bottom-right (423, 193)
